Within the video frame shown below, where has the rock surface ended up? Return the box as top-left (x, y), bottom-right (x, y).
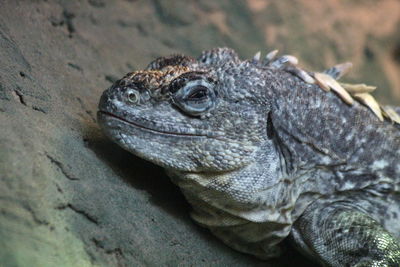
top-left (0, 1), bottom-right (399, 266)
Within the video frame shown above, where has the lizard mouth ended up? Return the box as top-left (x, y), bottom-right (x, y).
top-left (98, 111), bottom-right (216, 138)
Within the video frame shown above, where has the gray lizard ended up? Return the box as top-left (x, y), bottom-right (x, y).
top-left (97, 47), bottom-right (400, 266)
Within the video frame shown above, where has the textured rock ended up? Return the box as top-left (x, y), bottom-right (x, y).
top-left (0, 0), bottom-right (398, 266)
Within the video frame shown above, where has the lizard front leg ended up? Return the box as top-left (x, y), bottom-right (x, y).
top-left (290, 199), bottom-right (400, 267)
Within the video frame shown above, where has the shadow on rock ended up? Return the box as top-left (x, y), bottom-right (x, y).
top-left (87, 128), bottom-right (191, 221)
top-left (83, 126), bottom-right (318, 267)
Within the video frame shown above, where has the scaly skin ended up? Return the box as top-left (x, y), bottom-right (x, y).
top-left (97, 48), bottom-right (400, 266)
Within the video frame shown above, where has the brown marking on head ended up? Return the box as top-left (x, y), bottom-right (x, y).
top-left (146, 55), bottom-right (196, 70)
top-left (122, 65), bottom-right (192, 91)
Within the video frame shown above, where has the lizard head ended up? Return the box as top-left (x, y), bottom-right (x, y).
top-left (98, 48), bottom-right (272, 172)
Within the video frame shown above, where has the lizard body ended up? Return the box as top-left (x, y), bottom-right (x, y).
top-left (98, 48), bottom-right (400, 266)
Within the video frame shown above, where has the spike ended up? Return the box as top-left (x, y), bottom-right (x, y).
top-left (339, 83), bottom-right (376, 94)
top-left (286, 55), bottom-right (298, 65)
top-left (314, 72), bottom-right (331, 92)
top-left (270, 55), bottom-right (298, 68)
top-left (353, 93), bottom-right (384, 121)
top-left (287, 67), bottom-right (315, 84)
top-left (381, 106), bottom-right (400, 124)
top-left (323, 62), bottom-right (353, 80)
top-left (264, 49), bottom-right (279, 64)
top-left (327, 78), bottom-right (354, 105)
top-left (314, 72), bottom-right (354, 104)
top-left (253, 51), bottom-right (261, 61)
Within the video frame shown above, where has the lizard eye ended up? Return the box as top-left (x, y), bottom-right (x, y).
top-left (126, 90), bottom-right (140, 104)
top-left (187, 85), bottom-right (208, 100)
top-left (173, 80), bottom-right (216, 116)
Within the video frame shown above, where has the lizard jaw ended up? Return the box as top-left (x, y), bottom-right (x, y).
top-left (98, 111), bottom-right (217, 138)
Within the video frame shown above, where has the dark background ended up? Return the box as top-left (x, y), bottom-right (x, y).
top-left (1, 0), bottom-right (399, 266)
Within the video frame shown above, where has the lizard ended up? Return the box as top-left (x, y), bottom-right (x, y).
top-left (97, 47), bottom-right (400, 266)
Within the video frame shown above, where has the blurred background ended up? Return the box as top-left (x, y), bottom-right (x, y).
top-left (0, 0), bottom-right (399, 266)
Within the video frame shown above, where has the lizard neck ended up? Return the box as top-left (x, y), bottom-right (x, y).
top-left (166, 141), bottom-right (293, 224)
top-left (165, 141), bottom-right (303, 259)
